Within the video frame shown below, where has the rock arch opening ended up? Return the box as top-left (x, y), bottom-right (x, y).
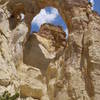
top-left (23, 7), bottom-right (68, 74)
top-left (6, 0), bottom-right (89, 75)
top-left (30, 7), bottom-right (68, 38)
top-left (6, 0), bottom-right (71, 75)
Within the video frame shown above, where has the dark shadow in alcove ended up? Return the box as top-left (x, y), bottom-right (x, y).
top-left (23, 34), bottom-right (50, 75)
top-left (8, 15), bottom-right (18, 30)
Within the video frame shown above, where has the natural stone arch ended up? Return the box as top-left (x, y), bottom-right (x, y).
top-left (7, 0), bottom-right (88, 33)
top-left (1, 0), bottom-right (99, 100)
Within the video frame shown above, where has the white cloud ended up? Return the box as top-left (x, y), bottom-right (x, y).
top-left (90, 0), bottom-right (94, 5)
top-left (20, 13), bottom-right (25, 20)
top-left (32, 7), bottom-right (58, 27)
top-left (90, 0), bottom-right (95, 10)
top-left (64, 28), bottom-right (68, 38)
top-left (31, 7), bottom-right (68, 39)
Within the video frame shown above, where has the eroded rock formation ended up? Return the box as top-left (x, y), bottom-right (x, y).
top-left (0, 0), bottom-right (100, 100)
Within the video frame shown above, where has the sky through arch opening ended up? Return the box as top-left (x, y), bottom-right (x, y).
top-left (30, 7), bottom-right (68, 38)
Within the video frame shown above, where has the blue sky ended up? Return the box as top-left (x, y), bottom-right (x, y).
top-left (93, 0), bottom-right (100, 14)
top-left (89, 0), bottom-right (100, 14)
top-left (31, 7), bottom-right (68, 38)
top-left (31, 1), bottom-right (100, 38)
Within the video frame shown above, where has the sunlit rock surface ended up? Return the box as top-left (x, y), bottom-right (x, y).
top-left (0, 0), bottom-right (100, 100)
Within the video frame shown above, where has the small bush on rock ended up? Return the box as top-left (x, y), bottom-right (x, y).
top-left (0, 91), bottom-right (19, 100)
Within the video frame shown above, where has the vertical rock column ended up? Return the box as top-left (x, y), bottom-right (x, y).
top-left (63, 3), bottom-right (93, 100)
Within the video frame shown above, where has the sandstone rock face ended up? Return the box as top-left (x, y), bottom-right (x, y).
top-left (0, 0), bottom-right (100, 100)
top-left (18, 64), bottom-right (45, 99)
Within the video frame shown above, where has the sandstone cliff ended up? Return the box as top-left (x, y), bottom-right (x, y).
top-left (0, 0), bottom-right (100, 100)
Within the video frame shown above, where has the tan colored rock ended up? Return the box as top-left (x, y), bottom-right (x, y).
top-left (25, 97), bottom-right (38, 100)
top-left (23, 25), bottom-right (66, 75)
top-left (0, 0), bottom-right (100, 100)
top-left (0, 70), bottom-right (10, 86)
top-left (17, 97), bottom-right (38, 100)
top-left (20, 82), bottom-right (43, 99)
top-left (18, 63), bottom-right (43, 81)
top-left (18, 64), bottom-right (45, 99)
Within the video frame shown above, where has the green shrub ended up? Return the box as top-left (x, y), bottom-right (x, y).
top-left (0, 91), bottom-right (19, 100)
